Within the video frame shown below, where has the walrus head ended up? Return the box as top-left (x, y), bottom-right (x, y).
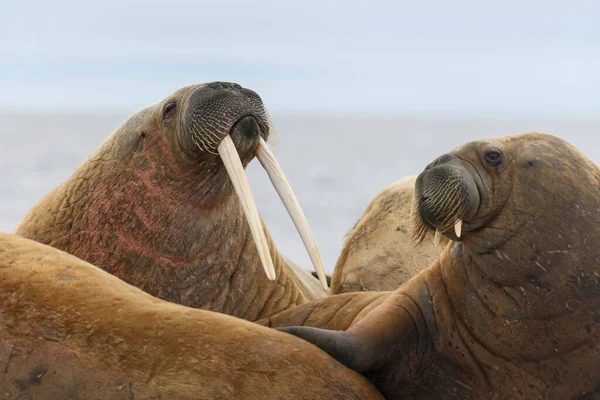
top-left (131, 82), bottom-right (327, 287)
top-left (276, 133), bottom-right (600, 398)
top-left (177, 82), bottom-right (270, 163)
top-left (15, 82), bottom-right (330, 316)
top-left (412, 133), bottom-right (600, 305)
top-left (411, 140), bottom-right (508, 244)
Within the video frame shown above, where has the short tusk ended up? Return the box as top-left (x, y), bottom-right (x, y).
top-left (256, 137), bottom-right (329, 291)
top-left (218, 135), bottom-right (277, 281)
top-left (454, 219), bottom-right (463, 238)
top-left (433, 229), bottom-right (442, 247)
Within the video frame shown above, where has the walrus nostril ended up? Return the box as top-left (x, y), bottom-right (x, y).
top-left (425, 154), bottom-right (455, 170)
top-left (425, 154), bottom-right (452, 171)
top-left (207, 82), bottom-right (244, 91)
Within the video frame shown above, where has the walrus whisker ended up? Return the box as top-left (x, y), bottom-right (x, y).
top-left (433, 229), bottom-right (442, 246)
top-left (263, 109), bottom-right (279, 149)
top-left (191, 133), bottom-right (211, 154)
top-left (217, 135), bottom-right (276, 280)
top-left (256, 137), bottom-right (329, 291)
top-left (426, 184), bottom-right (458, 216)
top-left (197, 125), bottom-right (223, 153)
top-left (200, 137), bottom-right (220, 155)
top-left (191, 118), bottom-right (225, 150)
top-left (203, 120), bottom-right (228, 142)
top-left (411, 178), bottom-right (469, 244)
top-left (199, 127), bottom-right (219, 146)
top-left (189, 123), bottom-right (220, 155)
top-left (410, 196), bottom-right (430, 245)
top-left (202, 127), bottom-right (223, 145)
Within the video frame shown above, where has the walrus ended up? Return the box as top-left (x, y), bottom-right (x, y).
top-left (331, 175), bottom-right (448, 294)
top-left (273, 133), bottom-right (600, 399)
top-left (0, 232), bottom-right (382, 399)
top-left (14, 82), bottom-right (329, 321)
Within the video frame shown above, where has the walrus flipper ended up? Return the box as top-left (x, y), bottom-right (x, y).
top-left (278, 327), bottom-right (376, 372)
top-left (277, 290), bottom-right (425, 376)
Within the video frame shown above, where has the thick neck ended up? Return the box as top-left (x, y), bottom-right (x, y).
top-left (15, 135), bottom-right (310, 321)
top-left (440, 241), bottom-right (595, 361)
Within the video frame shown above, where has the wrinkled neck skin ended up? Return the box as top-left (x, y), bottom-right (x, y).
top-left (14, 110), bottom-right (312, 321)
top-left (453, 158), bottom-right (600, 357)
top-left (370, 193), bottom-right (600, 397)
top-left (275, 137), bottom-right (599, 398)
top-left (341, 232), bottom-right (599, 398)
top-left (270, 226), bottom-right (598, 398)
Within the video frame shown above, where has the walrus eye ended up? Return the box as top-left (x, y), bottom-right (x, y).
top-left (162, 102), bottom-right (176, 120)
top-left (484, 150), bottom-right (503, 166)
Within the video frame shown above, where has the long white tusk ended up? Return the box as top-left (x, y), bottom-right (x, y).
top-left (256, 137), bottom-right (329, 291)
top-left (218, 135), bottom-right (277, 281)
top-left (454, 219), bottom-right (463, 238)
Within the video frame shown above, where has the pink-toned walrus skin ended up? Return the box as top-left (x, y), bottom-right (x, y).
top-left (14, 82), bottom-right (327, 322)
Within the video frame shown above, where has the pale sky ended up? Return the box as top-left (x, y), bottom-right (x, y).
top-left (2, 0), bottom-right (599, 116)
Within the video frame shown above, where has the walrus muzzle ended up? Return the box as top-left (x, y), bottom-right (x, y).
top-left (412, 153), bottom-right (480, 244)
top-left (181, 82), bottom-right (328, 290)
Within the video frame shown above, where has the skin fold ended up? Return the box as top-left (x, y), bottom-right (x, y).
top-left (331, 175), bottom-right (447, 294)
top-left (274, 133), bottom-right (600, 399)
top-left (14, 82), bottom-right (326, 322)
top-left (0, 233), bottom-right (382, 399)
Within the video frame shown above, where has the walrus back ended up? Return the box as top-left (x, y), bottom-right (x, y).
top-left (0, 233), bottom-right (383, 399)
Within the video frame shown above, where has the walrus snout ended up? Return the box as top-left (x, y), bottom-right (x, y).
top-left (181, 81), bottom-right (270, 156)
top-left (412, 153), bottom-right (480, 243)
top-left (179, 82), bottom-right (329, 289)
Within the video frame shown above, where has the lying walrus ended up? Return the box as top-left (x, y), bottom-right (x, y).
top-left (15, 82), bottom-right (329, 321)
top-left (331, 175), bottom-right (447, 294)
top-left (273, 133), bottom-right (600, 399)
top-left (0, 233), bottom-right (382, 399)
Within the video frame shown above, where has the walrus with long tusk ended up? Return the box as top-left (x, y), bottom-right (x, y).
top-left (0, 232), bottom-right (383, 399)
top-left (274, 133), bottom-right (600, 399)
top-left (331, 175), bottom-right (447, 294)
top-left (14, 82), bottom-right (328, 321)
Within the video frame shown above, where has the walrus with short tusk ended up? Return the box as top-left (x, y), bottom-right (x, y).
top-left (14, 82), bottom-right (328, 321)
top-left (331, 175), bottom-right (447, 294)
top-left (0, 233), bottom-right (382, 399)
top-left (276, 133), bottom-right (600, 399)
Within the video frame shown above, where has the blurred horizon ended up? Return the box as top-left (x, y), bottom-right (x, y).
top-left (3, 111), bottom-right (600, 271)
top-left (2, 0), bottom-right (600, 118)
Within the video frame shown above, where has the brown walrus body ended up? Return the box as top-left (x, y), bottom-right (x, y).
top-left (331, 175), bottom-right (447, 294)
top-left (14, 82), bottom-right (326, 322)
top-left (0, 232), bottom-right (382, 399)
top-left (275, 133), bottom-right (600, 399)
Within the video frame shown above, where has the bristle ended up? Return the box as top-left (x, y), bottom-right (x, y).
top-left (410, 175), bottom-right (469, 244)
top-left (410, 195), bottom-right (430, 246)
top-left (263, 108), bottom-right (279, 150)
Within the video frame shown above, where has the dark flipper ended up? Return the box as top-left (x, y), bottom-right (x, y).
top-left (277, 326), bottom-right (376, 372)
top-left (311, 271), bottom-right (332, 287)
top-left (277, 290), bottom-right (429, 382)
